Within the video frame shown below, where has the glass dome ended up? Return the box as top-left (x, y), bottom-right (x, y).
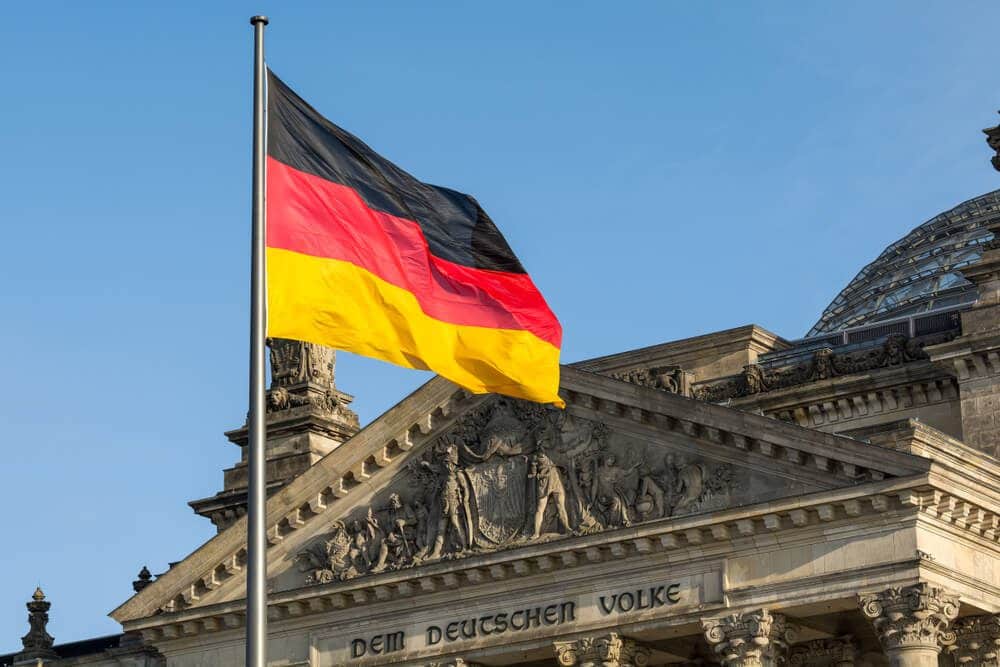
top-left (807, 189), bottom-right (999, 337)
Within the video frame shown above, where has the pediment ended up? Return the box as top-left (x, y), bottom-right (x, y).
top-left (112, 366), bottom-right (931, 628)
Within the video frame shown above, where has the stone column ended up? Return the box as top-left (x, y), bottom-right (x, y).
top-left (788, 636), bottom-right (858, 666)
top-left (701, 609), bottom-right (796, 667)
top-left (554, 632), bottom-right (652, 667)
top-left (945, 615), bottom-right (1000, 666)
top-left (859, 583), bottom-right (960, 667)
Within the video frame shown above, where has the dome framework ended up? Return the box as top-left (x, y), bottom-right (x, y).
top-left (807, 189), bottom-right (1000, 337)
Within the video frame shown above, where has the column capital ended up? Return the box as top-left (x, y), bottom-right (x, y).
top-left (945, 615), bottom-right (1000, 666)
top-left (424, 660), bottom-right (483, 667)
top-left (859, 583), bottom-right (960, 653)
top-left (702, 609), bottom-right (796, 666)
top-left (554, 632), bottom-right (652, 667)
top-left (788, 636), bottom-right (858, 666)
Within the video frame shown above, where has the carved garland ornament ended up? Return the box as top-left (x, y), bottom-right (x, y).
top-left (787, 636), bottom-right (857, 666)
top-left (691, 332), bottom-right (949, 403)
top-left (554, 632), bottom-right (651, 667)
top-left (859, 583), bottom-right (960, 652)
top-left (296, 398), bottom-right (735, 585)
top-left (945, 615), bottom-right (1000, 666)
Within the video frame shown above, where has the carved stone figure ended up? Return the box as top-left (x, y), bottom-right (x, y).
top-left (528, 449), bottom-right (572, 538)
top-left (635, 464), bottom-right (666, 520)
top-left (421, 441), bottom-right (475, 559)
top-left (592, 454), bottom-right (640, 528)
top-left (613, 365), bottom-right (690, 396)
top-left (297, 519), bottom-right (373, 583)
top-left (666, 454), bottom-right (705, 515)
top-left (809, 348), bottom-right (838, 381)
top-left (267, 385), bottom-right (311, 412)
top-left (740, 364), bottom-right (768, 395)
top-left (371, 493), bottom-right (419, 573)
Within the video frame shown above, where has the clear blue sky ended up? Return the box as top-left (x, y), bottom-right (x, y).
top-left (2, 0), bottom-right (999, 648)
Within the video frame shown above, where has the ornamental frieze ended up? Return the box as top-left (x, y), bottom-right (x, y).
top-left (691, 332), bottom-right (948, 403)
top-left (296, 398), bottom-right (735, 585)
top-left (611, 366), bottom-right (692, 396)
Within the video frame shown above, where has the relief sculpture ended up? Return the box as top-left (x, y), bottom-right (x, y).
top-left (296, 398), bottom-right (735, 585)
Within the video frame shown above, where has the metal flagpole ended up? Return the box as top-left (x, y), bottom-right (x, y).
top-left (247, 14), bottom-right (269, 667)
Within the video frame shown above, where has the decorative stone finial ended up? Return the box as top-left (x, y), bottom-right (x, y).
top-left (132, 566), bottom-right (153, 592)
top-left (859, 583), bottom-right (960, 657)
top-left (554, 632), bottom-right (651, 666)
top-left (16, 586), bottom-right (57, 661)
top-left (984, 113), bottom-right (1000, 172)
top-left (702, 609), bottom-right (796, 666)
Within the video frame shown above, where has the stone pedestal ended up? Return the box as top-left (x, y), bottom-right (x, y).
top-left (859, 583), bottom-right (960, 667)
top-left (554, 632), bottom-right (652, 667)
top-left (190, 338), bottom-right (360, 530)
top-left (945, 615), bottom-right (1000, 667)
top-left (13, 588), bottom-right (57, 664)
top-left (701, 609), bottom-right (795, 667)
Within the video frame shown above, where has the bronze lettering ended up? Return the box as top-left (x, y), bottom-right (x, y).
top-left (351, 639), bottom-right (366, 659)
top-left (510, 609), bottom-right (525, 630)
top-left (446, 621), bottom-right (460, 642)
top-left (479, 615), bottom-right (494, 636)
top-left (426, 626), bottom-right (442, 646)
top-left (560, 601), bottom-right (576, 623)
top-left (650, 585), bottom-right (665, 606)
top-left (543, 604), bottom-right (558, 625)
top-left (494, 612), bottom-right (508, 633)
top-left (618, 591), bottom-right (635, 612)
top-left (386, 632), bottom-right (404, 653)
top-left (460, 619), bottom-right (476, 639)
top-left (637, 587), bottom-right (650, 609)
top-left (524, 606), bottom-right (541, 628)
top-left (598, 594), bottom-right (616, 615)
top-left (666, 583), bottom-right (681, 603)
top-left (370, 635), bottom-right (383, 655)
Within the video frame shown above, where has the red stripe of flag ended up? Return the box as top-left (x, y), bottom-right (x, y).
top-left (266, 158), bottom-right (562, 348)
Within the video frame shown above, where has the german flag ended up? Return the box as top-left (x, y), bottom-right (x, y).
top-left (265, 70), bottom-right (563, 406)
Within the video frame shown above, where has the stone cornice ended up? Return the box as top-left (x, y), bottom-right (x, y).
top-left (866, 420), bottom-right (1000, 500)
top-left (110, 367), bottom-right (934, 628)
top-left (927, 330), bottom-right (1000, 381)
top-left (724, 362), bottom-right (958, 430)
top-left (124, 473), bottom-right (950, 639)
top-left (573, 325), bottom-right (789, 376)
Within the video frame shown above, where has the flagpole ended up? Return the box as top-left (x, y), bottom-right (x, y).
top-left (247, 14), bottom-right (269, 667)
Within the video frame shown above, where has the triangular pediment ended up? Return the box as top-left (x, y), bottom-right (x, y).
top-left (112, 366), bottom-right (932, 628)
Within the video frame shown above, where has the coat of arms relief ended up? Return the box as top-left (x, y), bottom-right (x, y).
top-left (296, 399), bottom-right (736, 585)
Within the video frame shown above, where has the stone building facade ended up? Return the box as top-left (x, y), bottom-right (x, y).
top-left (3, 190), bottom-right (1000, 666)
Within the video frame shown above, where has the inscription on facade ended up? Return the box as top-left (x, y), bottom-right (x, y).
top-left (345, 581), bottom-right (685, 661)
